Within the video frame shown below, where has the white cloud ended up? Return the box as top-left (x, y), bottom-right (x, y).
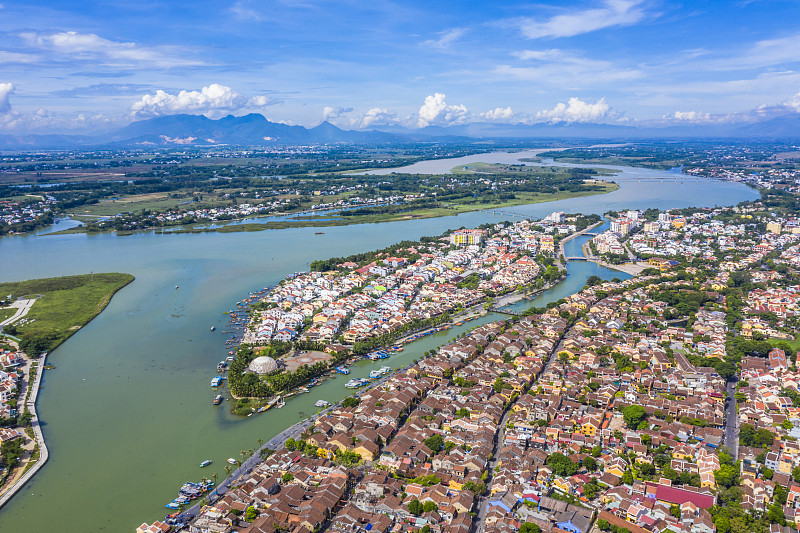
top-left (666, 111), bottom-right (713, 122)
top-left (785, 91), bottom-right (800, 112)
top-left (230, 0), bottom-right (263, 21)
top-left (130, 84), bottom-right (273, 118)
top-left (535, 97), bottom-right (613, 123)
top-left (517, 0), bottom-right (648, 39)
top-left (358, 108), bottom-right (399, 128)
top-left (480, 107), bottom-right (514, 121)
top-left (20, 31), bottom-right (205, 68)
top-left (498, 48), bottom-right (641, 85)
top-left (0, 82), bottom-right (14, 114)
top-left (0, 51), bottom-right (40, 64)
top-left (322, 106), bottom-right (353, 121)
top-left (417, 93), bottom-right (469, 128)
top-left (423, 28), bottom-right (467, 49)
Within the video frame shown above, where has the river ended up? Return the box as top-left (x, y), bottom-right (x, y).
top-left (0, 150), bottom-right (757, 531)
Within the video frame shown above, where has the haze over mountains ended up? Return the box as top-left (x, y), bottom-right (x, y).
top-left (1, 112), bottom-right (799, 149)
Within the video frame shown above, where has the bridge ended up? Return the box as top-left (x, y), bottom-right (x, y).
top-left (583, 232), bottom-right (598, 236)
top-left (488, 307), bottom-right (523, 316)
top-left (564, 256), bottom-right (589, 261)
top-left (482, 210), bottom-right (528, 220)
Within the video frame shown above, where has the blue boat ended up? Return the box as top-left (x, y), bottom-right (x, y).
top-left (335, 366), bottom-right (350, 375)
top-left (166, 503), bottom-right (181, 509)
top-left (211, 376), bottom-right (223, 387)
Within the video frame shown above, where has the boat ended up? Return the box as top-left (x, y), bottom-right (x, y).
top-left (227, 458), bottom-right (238, 464)
top-left (211, 376), bottom-right (223, 387)
top-left (166, 503), bottom-right (181, 509)
top-left (315, 400), bottom-right (330, 408)
top-left (335, 366), bottom-right (350, 375)
top-left (175, 285), bottom-right (179, 290)
top-left (200, 460), bottom-right (212, 467)
top-left (210, 326), bottom-right (216, 331)
top-left (344, 379), bottom-right (361, 389)
top-left (213, 395), bottom-right (223, 405)
top-left (257, 396), bottom-right (281, 413)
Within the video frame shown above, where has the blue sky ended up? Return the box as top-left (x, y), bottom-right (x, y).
top-left (1, 0), bottom-right (800, 132)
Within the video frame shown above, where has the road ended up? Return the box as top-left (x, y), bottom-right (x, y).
top-left (473, 403), bottom-right (512, 533)
top-left (0, 298), bottom-right (36, 327)
top-left (723, 380), bottom-right (739, 459)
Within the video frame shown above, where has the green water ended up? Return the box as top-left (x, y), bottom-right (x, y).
top-left (0, 154), bottom-right (758, 531)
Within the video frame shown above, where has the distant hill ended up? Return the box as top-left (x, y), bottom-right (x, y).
top-left (1, 111), bottom-right (799, 149)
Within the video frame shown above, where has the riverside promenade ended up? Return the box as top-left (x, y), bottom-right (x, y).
top-left (0, 352), bottom-right (49, 509)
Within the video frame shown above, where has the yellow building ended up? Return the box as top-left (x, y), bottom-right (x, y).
top-left (767, 221), bottom-right (783, 234)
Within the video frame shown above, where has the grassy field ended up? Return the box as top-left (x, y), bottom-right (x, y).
top-left (769, 338), bottom-right (800, 353)
top-left (0, 308), bottom-right (16, 323)
top-left (0, 273), bottom-right (134, 354)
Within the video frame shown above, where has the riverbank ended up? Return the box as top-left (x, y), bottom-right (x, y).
top-left (0, 273), bottom-right (133, 508)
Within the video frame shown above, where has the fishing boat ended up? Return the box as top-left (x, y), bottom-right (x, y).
top-left (210, 326), bottom-right (216, 331)
top-left (335, 366), bottom-right (350, 375)
top-left (200, 460), bottom-right (212, 467)
top-left (227, 458), bottom-right (238, 464)
top-left (213, 395), bottom-right (223, 405)
top-left (166, 503), bottom-right (181, 509)
top-left (315, 400), bottom-right (330, 408)
top-left (344, 379), bottom-right (361, 389)
top-left (211, 376), bottom-right (223, 387)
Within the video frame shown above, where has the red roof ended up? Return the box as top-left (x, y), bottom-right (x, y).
top-left (645, 482), bottom-right (715, 508)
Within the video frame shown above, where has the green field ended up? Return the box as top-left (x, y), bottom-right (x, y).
top-left (769, 338), bottom-right (800, 353)
top-left (0, 273), bottom-right (134, 354)
top-left (0, 307), bottom-right (16, 323)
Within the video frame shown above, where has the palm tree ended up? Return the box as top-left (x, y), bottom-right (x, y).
top-left (225, 465), bottom-right (232, 476)
top-left (248, 449), bottom-right (253, 458)
top-left (257, 438), bottom-right (264, 449)
top-left (212, 473), bottom-right (218, 485)
top-left (240, 449), bottom-right (247, 461)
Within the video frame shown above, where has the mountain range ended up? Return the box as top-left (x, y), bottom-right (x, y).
top-left (1, 112), bottom-right (799, 149)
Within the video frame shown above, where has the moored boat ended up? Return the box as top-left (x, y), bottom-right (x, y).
top-left (200, 459), bottom-right (212, 467)
top-left (227, 458), bottom-right (238, 464)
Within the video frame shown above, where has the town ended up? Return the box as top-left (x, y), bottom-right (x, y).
top-left (137, 202), bottom-right (800, 533)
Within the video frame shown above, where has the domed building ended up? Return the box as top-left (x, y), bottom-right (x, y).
top-left (248, 355), bottom-right (279, 374)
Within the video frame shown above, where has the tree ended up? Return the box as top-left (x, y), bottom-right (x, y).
top-left (342, 396), bottom-right (361, 408)
top-left (715, 516), bottom-right (731, 533)
top-left (583, 456), bottom-right (598, 472)
top-left (423, 434), bottom-right (444, 452)
top-left (714, 464), bottom-right (738, 488)
top-left (546, 452), bottom-right (579, 476)
top-left (622, 405), bottom-right (647, 430)
top-left (408, 498), bottom-right (423, 516)
top-left (597, 519), bottom-right (611, 531)
top-left (422, 501), bottom-right (438, 513)
top-left (670, 505), bottom-right (681, 519)
top-left (245, 505), bottom-right (258, 521)
top-left (282, 472), bottom-right (294, 483)
top-left (621, 469), bottom-right (634, 485)
top-left (520, 523), bottom-right (542, 533)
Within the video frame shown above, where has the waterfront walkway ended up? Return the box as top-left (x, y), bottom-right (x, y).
top-left (0, 352), bottom-right (49, 509)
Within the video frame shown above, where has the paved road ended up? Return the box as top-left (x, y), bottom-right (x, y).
top-left (0, 298), bottom-right (36, 327)
top-left (473, 406), bottom-right (512, 533)
top-left (723, 380), bottom-right (739, 458)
